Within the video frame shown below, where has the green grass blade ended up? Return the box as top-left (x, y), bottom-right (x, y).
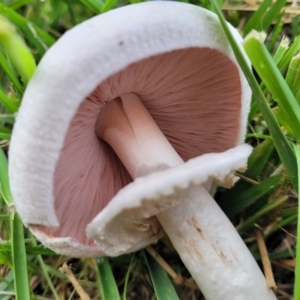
top-left (6, 0), bottom-right (32, 10)
top-left (0, 51), bottom-right (23, 94)
top-left (252, 248), bottom-right (296, 260)
top-left (0, 88), bottom-right (20, 113)
top-left (273, 107), bottom-right (295, 135)
top-left (144, 251), bottom-right (180, 300)
top-left (0, 243), bottom-right (56, 255)
top-left (259, 0), bottom-right (286, 31)
top-left (0, 125), bottom-right (11, 134)
top-left (30, 236), bottom-right (60, 300)
top-left (0, 251), bottom-right (11, 266)
top-left (280, 207), bottom-right (297, 218)
top-left (277, 35), bottom-right (300, 72)
top-left (269, 250), bottom-right (296, 260)
top-left (0, 16), bottom-right (36, 84)
top-left (220, 138), bottom-right (275, 207)
top-left (237, 195), bottom-right (288, 232)
top-left (292, 15), bottom-right (299, 39)
top-left (221, 174), bottom-right (281, 217)
top-left (210, 0), bottom-right (223, 14)
top-left (65, 0), bottom-right (76, 26)
top-left (272, 37), bottom-right (289, 65)
top-left (11, 212), bottom-right (30, 300)
top-left (244, 31), bottom-right (300, 141)
top-left (250, 210), bottom-right (297, 259)
top-left (286, 53), bottom-right (300, 103)
top-left (100, 0), bottom-right (118, 13)
top-left (80, 0), bottom-right (102, 13)
top-left (246, 133), bottom-right (272, 139)
top-left (245, 138), bottom-right (275, 179)
top-left (122, 255), bottom-right (135, 300)
top-left (269, 213), bottom-right (298, 235)
top-left (209, 0), bottom-right (298, 189)
top-left (268, 12), bottom-right (284, 53)
top-left (96, 257), bottom-right (120, 300)
top-left (0, 132), bottom-right (11, 139)
top-left (0, 148), bottom-right (13, 205)
top-left (292, 144), bottom-right (300, 300)
top-left (0, 271), bottom-right (14, 300)
top-left (242, 0), bottom-right (272, 35)
top-left (0, 2), bottom-right (55, 51)
top-left (0, 115), bottom-right (14, 124)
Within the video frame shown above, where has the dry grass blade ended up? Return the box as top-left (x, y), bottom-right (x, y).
top-left (58, 263), bottom-right (91, 300)
top-left (145, 246), bottom-right (198, 290)
top-left (222, 0), bottom-right (300, 23)
top-left (222, 5), bottom-right (300, 13)
top-left (255, 228), bottom-right (278, 290)
top-left (280, 259), bottom-right (296, 268)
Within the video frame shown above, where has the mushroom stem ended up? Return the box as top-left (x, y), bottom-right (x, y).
top-left (96, 93), bottom-right (277, 300)
top-left (96, 93), bottom-right (183, 177)
top-left (157, 188), bottom-right (276, 300)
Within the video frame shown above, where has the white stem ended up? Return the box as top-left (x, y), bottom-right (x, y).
top-left (96, 94), bottom-right (277, 300)
top-left (157, 185), bottom-right (277, 300)
top-left (96, 93), bottom-right (182, 177)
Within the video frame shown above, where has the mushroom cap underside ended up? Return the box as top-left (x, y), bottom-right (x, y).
top-left (9, 2), bottom-right (251, 256)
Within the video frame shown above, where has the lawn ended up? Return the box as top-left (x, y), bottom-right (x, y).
top-left (0, 0), bottom-right (299, 299)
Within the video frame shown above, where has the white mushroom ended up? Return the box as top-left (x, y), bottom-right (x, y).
top-left (9, 2), bottom-right (277, 300)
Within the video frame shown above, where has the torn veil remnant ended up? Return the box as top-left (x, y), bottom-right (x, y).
top-left (9, 2), bottom-right (277, 300)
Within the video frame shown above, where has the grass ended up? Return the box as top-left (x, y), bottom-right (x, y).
top-left (0, 0), bottom-right (299, 299)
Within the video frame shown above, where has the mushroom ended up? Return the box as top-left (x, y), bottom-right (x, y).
top-left (9, 2), bottom-right (277, 300)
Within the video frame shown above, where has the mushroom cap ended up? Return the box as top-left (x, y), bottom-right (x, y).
top-left (9, 2), bottom-right (251, 256)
